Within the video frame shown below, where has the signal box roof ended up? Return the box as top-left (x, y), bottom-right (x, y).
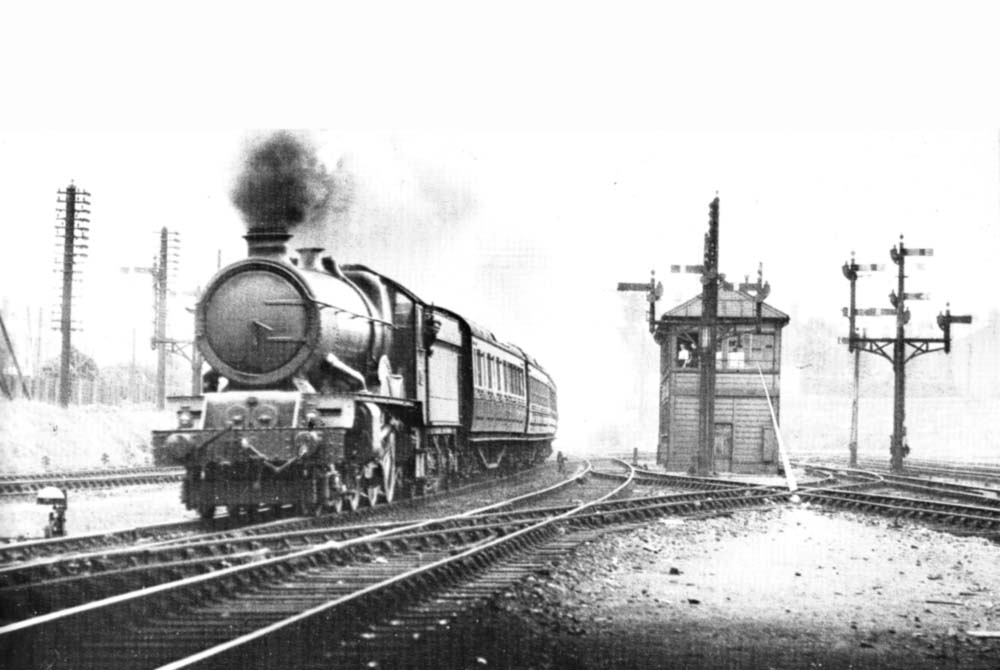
top-left (660, 288), bottom-right (790, 323)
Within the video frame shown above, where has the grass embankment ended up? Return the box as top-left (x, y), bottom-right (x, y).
top-left (0, 400), bottom-right (173, 474)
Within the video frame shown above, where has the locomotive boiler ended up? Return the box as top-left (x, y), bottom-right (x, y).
top-left (153, 227), bottom-right (557, 518)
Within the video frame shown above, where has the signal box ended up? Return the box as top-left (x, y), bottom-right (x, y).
top-left (653, 289), bottom-right (789, 473)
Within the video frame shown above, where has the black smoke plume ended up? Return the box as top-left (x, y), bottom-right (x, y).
top-left (231, 131), bottom-right (335, 231)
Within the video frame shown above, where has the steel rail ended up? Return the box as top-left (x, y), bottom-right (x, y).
top-left (3, 478), bottom-right (769, 598)
top-left (151, 460), bottom-right (628, 670)
top-left (796, 462), bottom-right (1000, 505)
top-left (154, 463), bottom-right (792, 670)
top-left (0, 465), bottom-right (180, 483)
top-left (0, 468), bottom-right (185, 496)
top-left (799, 489), bottom-right (1000, 530)
top-left (592, 467), bottom-right (753, 490)
top-left (0, 460), bottom-right (555, 561)
top-left (878, 473), bottom-right (1000, 508)
top-left (0, 518), bottom-right (214, 565)
top-left (0, 462), bottom-right (599, 667)
top-left (796, 454), bottom-right (1000, 484)
top-left (0, 466), bottom-right (595, 619)
top-left (0, 461), bottom-right (583, 578)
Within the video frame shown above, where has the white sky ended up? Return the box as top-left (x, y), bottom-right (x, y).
top-left (1, 3), bottom-right (999, 447)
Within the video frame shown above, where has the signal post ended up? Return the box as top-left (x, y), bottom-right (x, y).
top-left (618, 198), bottom-right (723, 475)
top-left (842, 236), bottom-right (971, 472)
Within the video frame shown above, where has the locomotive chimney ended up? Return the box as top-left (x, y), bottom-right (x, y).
top-left (297, 247), bottom-right (324, 270)
top-left (244, 227), bottom-right (291, 260)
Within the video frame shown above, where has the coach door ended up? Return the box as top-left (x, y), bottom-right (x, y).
top-left (713, 423), bottom-right (734, 472)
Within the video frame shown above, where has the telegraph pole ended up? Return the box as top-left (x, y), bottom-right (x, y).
top-left (664, 197), bottom-right (728, 475)
top-left (154, 228), bottom-right (169, 409)
top-left (124, 228), bottom-right (196, 407)
top-left (842, 236), bottom-right (971, 472)
top-left (620, 197), bottom-right (765, 476)
top-left (54, 183), bottom-right (90, 407)
top-left (697, 197), bottom-right (720, 475)
top-left (151, 227), bottom-right (181, 409)
top-left (628, 196), bottom-right (726, 475)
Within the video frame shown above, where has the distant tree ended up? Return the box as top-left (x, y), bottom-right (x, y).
top-left (41, 347), bottom-right (99, 380)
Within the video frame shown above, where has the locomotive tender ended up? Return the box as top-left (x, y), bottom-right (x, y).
top-left (153, 228), bottom-right (557, 518)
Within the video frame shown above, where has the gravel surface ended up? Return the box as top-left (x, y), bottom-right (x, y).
top-left (0, 483), bottom-right (195, 540)
top-left (469, 504), bottom-right (1000, 669)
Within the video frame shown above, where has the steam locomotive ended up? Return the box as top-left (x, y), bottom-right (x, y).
top-left (152, 228), bottom-right (557, 518)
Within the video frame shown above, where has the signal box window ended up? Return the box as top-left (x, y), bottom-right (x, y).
top-left (675, 331), bottom-right (700, 369)
top-left (721, 337), bottom-right (746, 370)
top-left (743, 333), bottom-right (775, 371)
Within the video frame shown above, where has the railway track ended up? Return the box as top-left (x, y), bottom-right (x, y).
top-left (0, 466), bottom-right (184, 496)
top-left (891, 461), bottom-right (1000, 486)
top-left (799, 487), bottom-right (1000, 533)
top-left (795, 454), bottom-right (1000, 485)
top-left (7, 455), bottom-right (997, 668)
top-left (0, 465), bottom-right (589, 623)
top-left (797, 462), bottom-right (1000, 507)
top-left (595, 466), bottom-right (762, 490)
top-left (1, 460), bottom-right (795, 669)
top-left (0, 517), bottom-right (207, 565)
top-left (0, 462), bottom-right (558, 564)
top-left (0, 459), bottom-right (602, 667)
